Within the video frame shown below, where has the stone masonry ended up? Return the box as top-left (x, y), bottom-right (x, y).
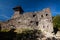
top-left (1, 6), bottom-right (53, 37)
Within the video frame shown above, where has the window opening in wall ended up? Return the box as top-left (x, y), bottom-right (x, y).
top-left (43, 26), bottom-right (45, 28)
top-left (41, 15), bottom-right (43, 17)
top-left (46, 14), bottom-right (48, 16)
top-left (33, 14), bottom-right (36, 17)
top-left (18, 22), bottom-right (20, 23)
top-left (47, 26), bottom-right (48, 28)
top-left (36, 22), bottom-right (38, 26)
top-left (30, 21), bottom-right (33, 23)
top-left (50, 20), bottom-right (51, 22)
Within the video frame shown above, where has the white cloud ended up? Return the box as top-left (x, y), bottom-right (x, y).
top-left (0, 14), bottom-right (10, 19)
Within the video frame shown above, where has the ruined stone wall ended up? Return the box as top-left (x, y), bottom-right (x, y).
top-left (33, 8), bottom-right (53, 33)
top-left (0, 7), bottom-right (53, 37)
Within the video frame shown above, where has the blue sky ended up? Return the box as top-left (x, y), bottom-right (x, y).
top-left (0, 0), bottom-right (60, 21)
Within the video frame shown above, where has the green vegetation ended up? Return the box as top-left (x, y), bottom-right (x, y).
top-left (1, 29), bottom-right (10, 32)
top-left (16, 29), bottom-right (44, 40)
top-left (14, 27), bottom-right (34, 33)
top-left (0, 29), bottom-right (43, 40)
top-left (53, 15), bottom-right (60, 30)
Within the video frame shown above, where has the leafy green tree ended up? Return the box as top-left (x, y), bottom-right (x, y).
top-left (53, 15), bottom-right (60, 30)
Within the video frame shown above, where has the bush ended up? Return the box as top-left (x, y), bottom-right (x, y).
top-left (16, 29), bottom-right (44, 40)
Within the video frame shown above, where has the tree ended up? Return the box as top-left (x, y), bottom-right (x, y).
top-left (53, 15), bottom-right (60, 30)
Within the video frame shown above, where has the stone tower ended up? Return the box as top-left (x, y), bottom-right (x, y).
top-left (11, 6), bottom-right (24, 19)
top-left (37, 8), bottom-right (53, 32)
top-left (36, 8), bottom-right (53, 37)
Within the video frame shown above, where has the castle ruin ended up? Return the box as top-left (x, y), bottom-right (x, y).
top-left (1, 6), bottom-right (54, 37)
